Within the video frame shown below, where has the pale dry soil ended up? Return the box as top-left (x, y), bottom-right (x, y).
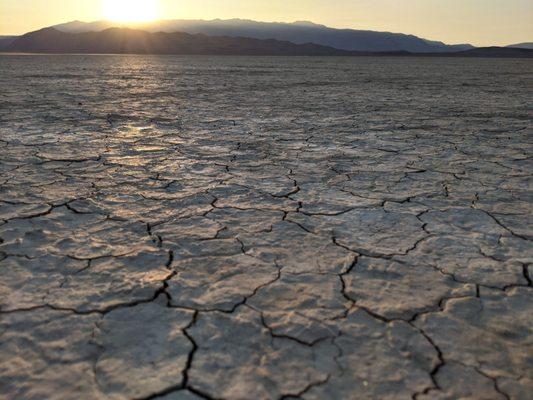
top-left (0, 55), bottom-right (532, 400)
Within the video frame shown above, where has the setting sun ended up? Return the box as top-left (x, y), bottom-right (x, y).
top-left (102, 0), bottom-right (160, 23)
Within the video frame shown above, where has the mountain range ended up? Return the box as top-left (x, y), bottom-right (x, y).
top-left (1, 19), bottom-right (532, 57)
top-left (50, 19), bottom-right (474, 53)
top-left (3, 27), bottom-right (359, 56)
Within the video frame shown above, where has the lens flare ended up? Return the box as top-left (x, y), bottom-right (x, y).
top-left (102, 0), bottom-right (159, 23)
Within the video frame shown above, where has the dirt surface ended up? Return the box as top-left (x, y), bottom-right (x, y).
top-left (0, 55), bottom-right (532, 399)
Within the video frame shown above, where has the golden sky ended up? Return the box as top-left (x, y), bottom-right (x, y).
top-left (1, 0), bottom-right (532, 46)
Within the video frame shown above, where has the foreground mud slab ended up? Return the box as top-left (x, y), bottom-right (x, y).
top-left (0, 56), bottom-right (532, 399)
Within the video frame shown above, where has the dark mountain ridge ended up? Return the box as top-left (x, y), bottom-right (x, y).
top-left (5, 27), bottom-right (359, 56)
top-left (4, 27), bottom-right (533, 58)
top-left (2, 19), bottom-right (531, 54)
top-left (50, 19), bottom-right (473, 53)
top-left (506, 42), bottom-right (533, 50)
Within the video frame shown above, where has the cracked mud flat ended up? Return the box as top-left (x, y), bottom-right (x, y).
top-left (0, 54), bottom-right (532, 400)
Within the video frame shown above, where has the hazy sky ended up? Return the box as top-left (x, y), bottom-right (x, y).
top-left (1, 0), bottom-right (532, 46)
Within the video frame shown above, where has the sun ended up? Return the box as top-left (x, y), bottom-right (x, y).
top-left (102, 0), bottom-right (160, 23)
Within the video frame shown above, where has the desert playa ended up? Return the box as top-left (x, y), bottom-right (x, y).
top-left (0, 54), bottom-right (532, 399)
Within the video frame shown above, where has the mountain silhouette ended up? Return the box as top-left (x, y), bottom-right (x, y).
top-left (5, 27), bottom-right (532, 58)
top-left (455, 47), bottom-right (533, 57)
top-left (506, 42), bottom-right (533, 50)
top-left (51, 19), bottom-right (474, 53)
top-left (5, 27), bottom-right (363, 55)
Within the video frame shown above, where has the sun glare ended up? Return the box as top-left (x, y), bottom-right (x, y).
top-left (102, 0), bottom-right (159, 23)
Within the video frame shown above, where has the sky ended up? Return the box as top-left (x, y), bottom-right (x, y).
top-left (1, 0), bottom-right (532, 46)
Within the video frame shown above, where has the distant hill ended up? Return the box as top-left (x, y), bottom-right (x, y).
top-left (444, 47), bottom-right (533, 58)
top-left (6, 27), bottom-right (532, 58)
top-left (5, 27), bottom-right (361, 56)
top-left (506, 42), bottom-right (533, 50)
top-left (0, 36), bottom-right (17, 49)
top-left (52, 19), bottom-right (474, 53)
